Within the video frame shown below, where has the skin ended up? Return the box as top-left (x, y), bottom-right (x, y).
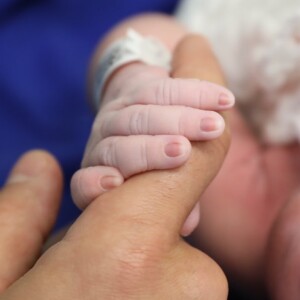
top-left (186, 47), bottom-right (300, 300)
top-left (96, 14), bottom-right (300, 299)
top-left (72, 13), bottom-right (234, 236)
top-left (168, 24), bottom-right (300, 300)
top-left (73, 13), bottom-right (300, 298)
top-left (0, 35), bottom-right (230, 300)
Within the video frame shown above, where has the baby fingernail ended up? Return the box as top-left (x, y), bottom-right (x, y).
top-left (219, 92), bottom-right (235, 106)
top-left (200, 117), bottom-right (222, 132)
top-left (101, 176), bottom-right (123, 190)
top-left (165, 142), bottom-right (186, 157)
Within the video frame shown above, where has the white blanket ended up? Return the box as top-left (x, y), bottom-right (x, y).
top-left (176, 0), bottom-right (300, 144)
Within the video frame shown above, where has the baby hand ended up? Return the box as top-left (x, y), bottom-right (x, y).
top-left (71, 64), bottom-right (234, 209)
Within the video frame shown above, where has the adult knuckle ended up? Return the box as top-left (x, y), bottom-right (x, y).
top-left (187, 261), bottom-right (228, 300)
top-left (117, 243), bottom-right (156, 276)
top-left (111, 233), bottom-right (164, 293)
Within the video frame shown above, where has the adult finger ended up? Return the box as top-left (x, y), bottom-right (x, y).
top-left (0, 150), bottom-right (62, 291)
top-left (71, 163), bottom-right (199, 237)
top-left (171, 34), bottom-right (226, 86)
top-left (59, 35), bottom-right (229, 300)
top-left (14, 34), bottom-right (229, 300)
top-left (169, 34), bottom-right (230, 237)
top-left (70, 34), bottom-right (230, 245)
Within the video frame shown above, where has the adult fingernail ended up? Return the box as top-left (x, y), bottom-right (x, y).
top-left (7, 174), bottom-right (31, 184)
top-left (200, 117), bottom-right (222, 132)
top-left (164, 143), bottom-right (186, 157)
top-left (219, 92), bottom-right (235, 106)
top-left (101, 176), bottom-right (123, 190)
top-left (6, 151), bottom-right (52, 184)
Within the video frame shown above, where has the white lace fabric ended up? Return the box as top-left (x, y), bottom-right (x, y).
top-left (176, 0), bottom-right (300, 144)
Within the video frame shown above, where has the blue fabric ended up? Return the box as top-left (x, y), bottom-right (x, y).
top-left (0, 0), bottom-right (178, 230)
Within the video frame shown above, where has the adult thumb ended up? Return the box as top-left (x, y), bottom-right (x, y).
top-left (0, 150), bottom-right (63, 291)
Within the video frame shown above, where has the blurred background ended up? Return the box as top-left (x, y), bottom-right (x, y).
top-left (0, 0), bottom-right (178, 229)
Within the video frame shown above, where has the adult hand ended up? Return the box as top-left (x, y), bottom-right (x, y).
top-left (0, 34), bottom-right (230, 300)
top-left (0, 150), bottom-right (62, 292)
top-left (185, 40), bottom-right (300, 299)
top-left (74, 47), bottom-right (234, 211)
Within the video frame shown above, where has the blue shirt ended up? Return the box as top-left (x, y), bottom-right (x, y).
top-left (0, 0), bottom-right (178, 229)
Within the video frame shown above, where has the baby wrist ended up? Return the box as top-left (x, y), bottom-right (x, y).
top-left (92, 28), bottom-right (171, 110)
top-left (101, 63), bottom-right (168, 106)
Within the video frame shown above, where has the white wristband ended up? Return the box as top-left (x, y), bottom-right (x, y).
top-left (93, 28), bottom-right (171, 109)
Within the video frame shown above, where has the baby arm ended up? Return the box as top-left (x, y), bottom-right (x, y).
top-left (71, 14), bottom-right (235, 211)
